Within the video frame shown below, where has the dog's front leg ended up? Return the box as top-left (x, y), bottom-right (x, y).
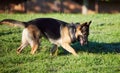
top-left (50, 44), bottom-right (58, 56)
top-left (61, 43), bottom-right (78, 56)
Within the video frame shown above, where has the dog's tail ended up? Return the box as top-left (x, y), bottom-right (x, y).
top-left (0, 19), bottom-right (28, 28)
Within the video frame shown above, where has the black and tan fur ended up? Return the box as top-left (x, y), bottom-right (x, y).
top-left (0, 18), bottom-right (91, 56)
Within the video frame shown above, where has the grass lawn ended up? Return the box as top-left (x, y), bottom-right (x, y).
top-left (0, 13), bottom-right (120, 73)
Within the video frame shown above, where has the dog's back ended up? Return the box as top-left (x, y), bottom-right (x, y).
top-left (27, 18), bottom-right (68, 39)
top-left (0, 18), bottom-right (68, 39)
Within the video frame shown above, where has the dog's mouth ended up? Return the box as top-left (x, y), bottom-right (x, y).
top-left (79, 36), bottom-right (88, 46)
top-left (80, 37), bottom-right (84, 46)
top-left (80, 39), bottom-right (84, 46)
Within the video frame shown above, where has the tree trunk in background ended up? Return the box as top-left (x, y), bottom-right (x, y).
top-left (54, 0), bottom-right (64, 13)
top-left (82, 0), bottom-right (88, 14)
top-left (24, 0), bottom-right (27, 13)
top-left (95, 0), bottom-right (98, 13)
top-left (60, 0), bottom-right (64, 13)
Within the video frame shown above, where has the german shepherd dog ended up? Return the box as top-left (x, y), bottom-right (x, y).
top-left (0, 18), bottom-right (91, 56)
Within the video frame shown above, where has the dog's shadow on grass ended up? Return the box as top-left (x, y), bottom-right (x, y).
top-left (59, 42), bottom-right (120, 55)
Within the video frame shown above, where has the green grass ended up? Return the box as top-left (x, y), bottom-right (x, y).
top-left (0, 13), bottom-right (120, 73)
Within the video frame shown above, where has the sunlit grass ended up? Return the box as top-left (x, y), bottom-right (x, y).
top-left (0, 13), bottom-right (120, 73)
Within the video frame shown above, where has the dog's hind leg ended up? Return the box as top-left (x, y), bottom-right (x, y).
top-left (17, 29), bottom-right (28, 54)
top-left (50, 44), bottom-right (58, 56)
top-left (17, 41), bottom-right (28, 54)
top-left (29, 41), bottom-right (39, 54)
top-left (28, 33), bottom-right (40, 55)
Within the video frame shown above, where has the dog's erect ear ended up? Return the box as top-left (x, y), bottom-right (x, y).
top-left (80, 22), bottom-right (87, 29)
top-left (82, 22), bottom-right (87, 26)
top-left (80, 21), bottom-right (92, 29)
top-left (87, 21), bottom-right (92, 26)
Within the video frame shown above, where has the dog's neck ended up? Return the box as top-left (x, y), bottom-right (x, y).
top-left (68, 25), bottom-right (77, 42)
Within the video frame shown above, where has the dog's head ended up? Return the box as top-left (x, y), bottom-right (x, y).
top-left (75, 21), bottom-right (92, 46)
